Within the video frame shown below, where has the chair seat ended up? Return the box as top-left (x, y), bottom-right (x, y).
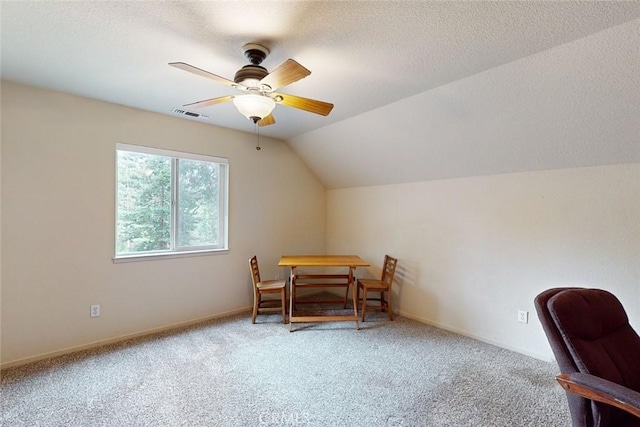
top-left (358, 279), bottom-right (389, 290)
top-left (257, 280), bottom-right (286, 290)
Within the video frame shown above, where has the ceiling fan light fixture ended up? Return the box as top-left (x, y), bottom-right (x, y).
top-left (233, 94), bottom-right (275, 122)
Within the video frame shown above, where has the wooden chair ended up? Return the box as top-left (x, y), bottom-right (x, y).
top-left (249, 256), bottom-right (286, 324)
top-left (356, 255), bottom-right (398, 321)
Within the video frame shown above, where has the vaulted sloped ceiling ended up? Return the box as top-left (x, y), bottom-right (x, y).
top-left (290, 19), bottom-right (640, 189)
top-left (1, 2), bottom-right (639, 189)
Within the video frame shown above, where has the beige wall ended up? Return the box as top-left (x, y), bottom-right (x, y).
top-left (0, 81), bottom-right (326, 366)
top-left (3, 80), bottom-right (638, 367)
top-left (327, 164), bottom-right (640, 360)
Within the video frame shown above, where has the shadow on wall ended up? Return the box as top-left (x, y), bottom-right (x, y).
top-left (393, 258), bottom-right (439, 323)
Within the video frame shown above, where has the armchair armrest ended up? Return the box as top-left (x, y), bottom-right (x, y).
top-left (556, 373), bottom-right (640, 418)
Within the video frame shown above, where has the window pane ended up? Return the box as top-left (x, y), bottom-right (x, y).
top-left (115, 143), bottom-right (228, 259)
top-left (177, 159), bottom-right (219, 247)
top-left (116, 151), bottom-right (172, 254)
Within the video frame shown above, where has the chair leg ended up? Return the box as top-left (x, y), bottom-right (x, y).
top-left (387, 290), bottom-right (393, 321)
top-left (280, 288), bottom-right (286, 324)
top-left (380, 291), bottom-right (386, 312)
top-left (361, 287), bottom-right (367, 322)
top-left (252, 291), bottom-right (259, 324)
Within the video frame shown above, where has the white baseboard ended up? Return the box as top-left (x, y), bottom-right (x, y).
top-left (317, 290), bottom-right (553, 362)
top-left (1, 306), bottom-right (252, 370)
top-left (398, 310), bottom-right (555, 363)
top-left (2, 293), bottom-right (554, 369)
top-left (2, 289), bottom-right (336, 370)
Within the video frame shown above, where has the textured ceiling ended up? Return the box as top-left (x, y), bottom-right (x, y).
top-left (1, 2), bottom-right (639, 188)
top-left (1, 1), bottom-right (638, 140)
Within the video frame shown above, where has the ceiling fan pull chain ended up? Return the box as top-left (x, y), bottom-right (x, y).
top-left (255, 122), bottom-right (261, 151)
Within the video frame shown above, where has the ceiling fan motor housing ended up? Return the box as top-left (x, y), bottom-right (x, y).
top-left (234, 65), bottom-right (268, 87)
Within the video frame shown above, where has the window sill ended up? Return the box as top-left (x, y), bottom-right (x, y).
top-left (113, 248), bottom-right (229, 263)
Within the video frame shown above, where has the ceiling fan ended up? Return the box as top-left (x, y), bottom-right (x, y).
top-left (169, 43), bottom-right (334, 127)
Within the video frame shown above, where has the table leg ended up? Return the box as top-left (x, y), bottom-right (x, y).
top-left (289, 267), bottom-right (295, 332)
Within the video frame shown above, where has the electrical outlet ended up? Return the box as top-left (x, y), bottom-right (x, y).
top-left (90, 304), bottom-right (100, 318)
top-left (518, 310), bottom-right (528, 324)
top-left (275, 274), bottom-right (280, 280)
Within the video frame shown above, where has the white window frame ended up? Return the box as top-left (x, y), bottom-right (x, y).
top-left (114, 143), bottom-right (229, 262)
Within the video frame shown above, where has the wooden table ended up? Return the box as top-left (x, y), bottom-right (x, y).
top-left (278, 255), bottom-right (370, 331)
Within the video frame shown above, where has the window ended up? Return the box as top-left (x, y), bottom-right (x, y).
top-left (115, 144), bottom-right (228, 259)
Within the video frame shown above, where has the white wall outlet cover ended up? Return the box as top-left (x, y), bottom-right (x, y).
top-left (90, 305), bottom-right (100, 318)
top-left (518, 310), bottom-right (528, 324)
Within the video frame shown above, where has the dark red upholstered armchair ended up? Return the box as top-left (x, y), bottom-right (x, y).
top-left (535, 288), bottom-right (640, 427)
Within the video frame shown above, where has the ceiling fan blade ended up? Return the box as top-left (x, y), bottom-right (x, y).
top-left (184, 95), bottom-right (234, 108)
top-left (260, 59), bottom-right (310, 91)
top-left (257, 114), bottom-right (275, 127)
top-left (275, 93), bottom-right (334, 116)
top-left (169, 62), bottom-right (236, 87)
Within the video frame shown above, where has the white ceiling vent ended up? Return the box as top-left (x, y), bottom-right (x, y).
top-left (172, 108), bottom-right (209, 120)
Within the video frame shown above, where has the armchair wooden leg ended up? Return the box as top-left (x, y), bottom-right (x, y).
top-left (388, 291), bottom-right (393, 321)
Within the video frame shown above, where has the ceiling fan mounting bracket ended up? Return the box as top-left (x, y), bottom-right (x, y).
top-left (242, 43), bottom-right (269, 65)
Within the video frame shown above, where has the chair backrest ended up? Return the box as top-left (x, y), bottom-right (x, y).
top-left (535, 288), bottom-right (640, 426)
top-left (249, 256), bottom-right (261, 288)
top-left (380, 255), bottom-right (398, 287)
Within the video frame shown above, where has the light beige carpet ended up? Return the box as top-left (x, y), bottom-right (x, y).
top-left (1, 305), bottom-right (570, 426)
